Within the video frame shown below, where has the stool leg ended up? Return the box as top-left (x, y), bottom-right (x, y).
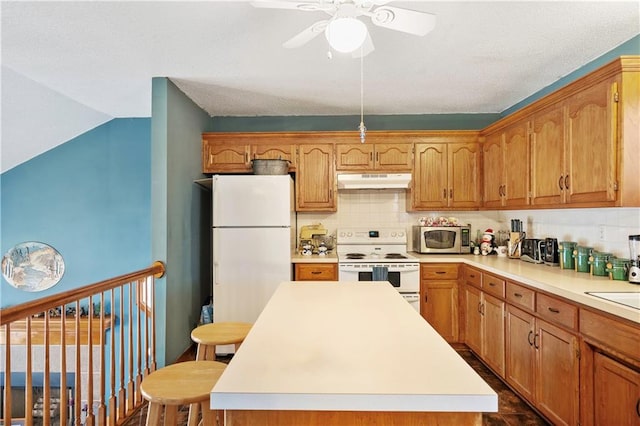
top-left (188, 402), bottom-right (200, 426)
top-left (199, 400), bottom-right (215, 426)
top-left (196, 343), bottom-right (206, 361)
top-left (164, 405), bottom-right (178, 425)
top-left (145, 402), bottom-right (162, 426)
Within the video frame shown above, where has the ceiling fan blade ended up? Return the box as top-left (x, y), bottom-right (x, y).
top-left (352, 32), bottom-right (375, 58)
top-left (283, 20), bottom-right (329, 48)
top-left (369, 6), bottom-right (436, 36)
top-left (251, 1), bottom-right (332, 12)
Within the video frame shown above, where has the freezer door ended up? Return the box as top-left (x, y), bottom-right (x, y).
top-left (212, 228), bottom-right (292, 325)
top-left (212, 175), bottom-right (292, 227)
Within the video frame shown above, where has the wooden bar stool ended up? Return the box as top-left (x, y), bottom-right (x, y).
top-left (140, 360), bottom-right (226, 426)
top-left (191, 322), bottom-right (252, 360)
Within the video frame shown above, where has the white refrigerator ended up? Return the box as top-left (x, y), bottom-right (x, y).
top-left (211, 175), bottom-right (295, 351)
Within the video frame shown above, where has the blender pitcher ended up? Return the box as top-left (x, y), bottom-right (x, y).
top-left (629, 235), bottom-right (640, 284)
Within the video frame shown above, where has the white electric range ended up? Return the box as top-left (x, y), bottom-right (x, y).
top-left (337, 228), bottom-right (420, 311)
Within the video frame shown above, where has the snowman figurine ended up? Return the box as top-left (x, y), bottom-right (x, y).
top-left (480, 229), bottom-right (497, 256)
top-left (317, 242), bottom-right (328, 256)
top-left (302, 244), bottom-right (313, 256)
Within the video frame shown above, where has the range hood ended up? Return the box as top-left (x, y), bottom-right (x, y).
top-left (337, 173), bottom-right (412, 190)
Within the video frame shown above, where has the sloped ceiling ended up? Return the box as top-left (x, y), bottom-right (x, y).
top-left (1, 1), bottom-right (639, 172)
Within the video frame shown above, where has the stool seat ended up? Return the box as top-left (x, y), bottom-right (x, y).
top-left (140, 360), bottom-right (226, 425)
top-left (191, 322), bottom-right (252, 360)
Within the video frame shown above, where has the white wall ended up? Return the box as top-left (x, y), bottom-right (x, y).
top-left (297, 189), bottom-right (640, 258)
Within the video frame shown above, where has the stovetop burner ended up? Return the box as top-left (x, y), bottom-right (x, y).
top-left (385, 253), bottom-right (408, 259)
top-left (346, 253), bottom-right (366, 259)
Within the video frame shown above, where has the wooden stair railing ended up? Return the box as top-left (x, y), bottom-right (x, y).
top-left (1, 261), bottom-right (165, 426)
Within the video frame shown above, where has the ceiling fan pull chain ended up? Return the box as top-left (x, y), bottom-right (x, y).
top-left (359, 44), bottom-right (367, 144)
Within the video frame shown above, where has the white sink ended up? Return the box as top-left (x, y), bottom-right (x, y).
top-left (586, 292), bottom-right (640, 310)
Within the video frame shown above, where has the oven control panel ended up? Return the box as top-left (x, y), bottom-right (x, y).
top-left (338, 228), bottom-right (407, 244)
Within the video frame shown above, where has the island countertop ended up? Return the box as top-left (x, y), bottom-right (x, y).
top-left (210, 281), bottom-right (497, 414)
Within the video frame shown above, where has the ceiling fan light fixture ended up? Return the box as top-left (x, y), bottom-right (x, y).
top-left (325, 17), bottom-right (368, 53)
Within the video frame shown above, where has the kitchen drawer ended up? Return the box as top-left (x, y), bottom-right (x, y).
top-left (482, 272), bottom-right (505, 298)
top-left (294, 263), bottom-right (338, 281)
top-left (506, 281), bottom-right (535, 311)
top-left (536, 293), bottom-right (578, 330)
top-left (421, 263), bottom-right (460, 280)
top-left (580, 309), bottom-right (640, 363)
top-left (464, 266), bottom-right (482, 288)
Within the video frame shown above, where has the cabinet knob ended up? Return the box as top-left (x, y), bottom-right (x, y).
top-left (558, 176), bottom-right (564, 190)
top-left (548, 307), bottom-right (560, 314)
top-left (564, 175), bottom-right (570, 190)
top-left (527, 330), bottom-right (534, 346)
top-left (311, 271), bottom-right (321, 275)
top-left (514, 292), bottom-right (523, 298)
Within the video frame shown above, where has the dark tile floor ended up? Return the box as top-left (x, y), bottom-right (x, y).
top-left (122, 348), bottom-right (550, 426)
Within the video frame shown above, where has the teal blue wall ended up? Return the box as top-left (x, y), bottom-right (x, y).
top-left (0, 118), bottom-right (151, 307)
top-left (210, 113), bottom-right (499, 131)
top-left (502, 35), bottom-right (640, 116)
top-left (151, 78), bottom-right (212, 365)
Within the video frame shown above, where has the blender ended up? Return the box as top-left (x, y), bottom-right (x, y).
top-left (629, 235), bottom-right (640, 284)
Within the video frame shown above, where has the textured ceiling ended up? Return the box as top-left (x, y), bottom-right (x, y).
top-left (1, 1), bottom-right (639, 171)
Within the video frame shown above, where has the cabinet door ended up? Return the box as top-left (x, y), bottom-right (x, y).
top-left (375, 143), bottom-right (413, 171)
top-left (422, 281), bottom-right (459, 342)
top-left (531, 105), bottom-right (565, 205)
top-left (535, 319), bottom-right (579, 426)
top-left (565, 78), bottom-right (618, 205)
top-left (336, 144), bottom-right (374, 171)
top-left (448, 142), bottom-right (480, 208)
top-left (482, 132), bottom-right (504, 208)
top-left (464, 285), bottom-right (482, 355)
top-left (505, 305), bottom-right (535, 403)
top-left (252, 144), bottom-right (296, 169)
top-left (503, 121), bottom-right (530, 207)
top-left (203, 142), bottom-right (250, 173)
top-left (593, 352), bottom-right (640, 425)
top-left (482, 293), bottom-right (505, 377)
top-left (413, 143), bottom-right (448, 209)
top-left (296, 144), bottom-right (336, 212)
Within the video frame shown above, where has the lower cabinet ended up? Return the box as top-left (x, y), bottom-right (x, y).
top-left (463, 283), bottom-right (505, 377)
top-left (420, 264), bottom-right (459, 343)
top-left (592, 352), bottom-right (640, 425)
top-left (535, 318), bottom-right (579, 426)
top-left (294, 263), bottom-right (337, 281)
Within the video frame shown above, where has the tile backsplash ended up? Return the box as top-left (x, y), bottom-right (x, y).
top-left (297, 189), bottom-right (640, 257)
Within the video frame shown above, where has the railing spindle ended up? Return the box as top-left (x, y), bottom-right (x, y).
top-left (25, 317), bottom-right (33, 425)
top-left (3, 324), bottom-right (12, 426)
top-left (109, 288), bottom-right (117, 425)
top-left (135, 280), bottom-right (143, 404)
top-left (74, 300), bottom-right (82, 425)
top-left (127, 282), bottom-right (134, 412)
top-left (60, 306), bottom-right (68, 425)
top-left (43, 311), bottom-right (51, 426)
top-left (86, 296), bottom-right (95, 425)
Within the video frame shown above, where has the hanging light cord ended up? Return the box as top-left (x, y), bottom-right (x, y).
top-left (358, 44), bottom-right (366, 144)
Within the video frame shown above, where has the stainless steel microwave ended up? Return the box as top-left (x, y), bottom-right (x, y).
top-left (413, 225), bottom-right (471, 254)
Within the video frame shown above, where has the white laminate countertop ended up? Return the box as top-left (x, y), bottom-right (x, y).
top-left (411, 254), bottom-right (640, 324)
top-left (210, 281), bottom-right (498, 413)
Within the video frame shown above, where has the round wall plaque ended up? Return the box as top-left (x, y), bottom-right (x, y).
top-left (2, 241), bottom-right (65, 292)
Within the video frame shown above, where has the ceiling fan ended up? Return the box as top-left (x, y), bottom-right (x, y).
top-left (250, 0), bottom-right (436, 57)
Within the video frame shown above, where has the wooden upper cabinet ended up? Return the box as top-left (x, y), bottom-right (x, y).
top-left (531, 104), bottom-right (565, 206)
top-left (203, 140), bottom-right (250, 173)
top-left (296, 144), bottom-right (336, 212)
top-left (482, 132), bottom-right (504, 208)
top-left (482, 122), bottom-right (529, 208)
top-left (336, 143), bottom-right (412, 171)
top-left (251, 144), bottom-right (296, 169)
top-left (413, 143), bottom-right (448, 209)
top-left (412, 142), bottom-right (479, 210)
top-left (503, 122), bottom-right (529, 207)
top-left (565, 78), bottom-right (618, 205)
top-left (448, 142), bottom-right (481, 208)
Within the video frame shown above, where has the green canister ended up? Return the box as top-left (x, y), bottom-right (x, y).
top-left (559, 241), bottom-right (577, 269)
top-left (605, 258), bottom-right (630, 281)
top-left (573, 246), bottom-right (593, 273)
top-left (589, 252), bottom-right (614, 276)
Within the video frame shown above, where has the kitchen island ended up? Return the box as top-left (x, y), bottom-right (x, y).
top-left (210, 281), bottom-right (497, 425)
